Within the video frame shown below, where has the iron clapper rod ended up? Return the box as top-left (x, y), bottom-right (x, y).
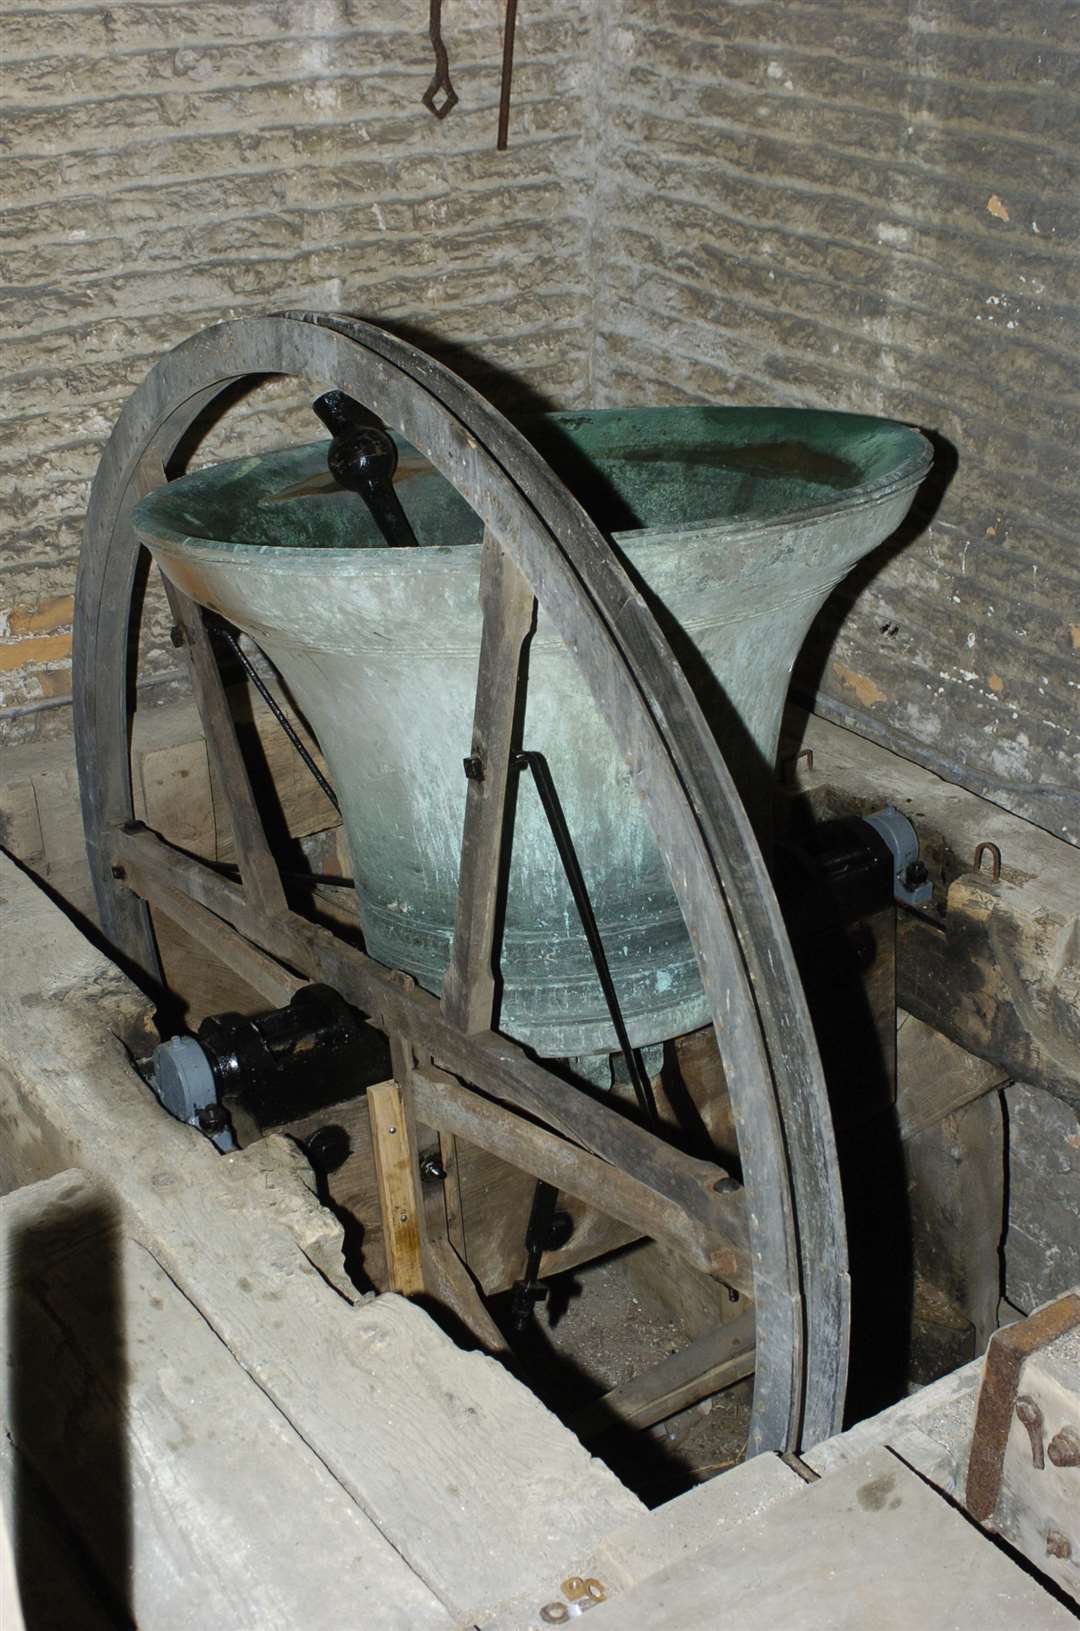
top-left (515, 750), bottom-right (660, 1126)
top-left (508, 749), bottom-right (660, 1328)
top-left (212, 621), bottom-right (340, 814)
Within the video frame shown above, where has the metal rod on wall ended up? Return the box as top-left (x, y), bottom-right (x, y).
top-left (497, 0), bottom-right (519, 150)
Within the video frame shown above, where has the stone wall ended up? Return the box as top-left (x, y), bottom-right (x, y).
top-left (2, 2), bottom-right (1076, 850)
top-left (0, 0), bottom-right (594, 740)
top-left (588, 0), bottom-right (1079, 845)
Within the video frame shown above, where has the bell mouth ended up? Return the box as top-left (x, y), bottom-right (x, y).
top-left (134, 406), bottom-right (932, 559)
top-left (128, 402), bottom-right (932, 1058)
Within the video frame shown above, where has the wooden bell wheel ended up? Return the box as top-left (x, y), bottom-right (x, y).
top-left (73, 311), bottom-right (849, 1456)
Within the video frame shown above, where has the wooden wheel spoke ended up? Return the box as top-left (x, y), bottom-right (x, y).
top-left (441, 530), bottom-right (536, 1035)
top-left (368, 1036), bottom-right (428, 1296)
top-left (135, 455), bottom-right (288, 923)
top-left (573, 1308), bottom-right (756, 1438)
top-left (163, 586), bottom-right (288, 921)
top-left (111, 828), bottom-right (750, 1284)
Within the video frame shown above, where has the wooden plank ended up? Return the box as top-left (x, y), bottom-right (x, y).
top-left (965, 1293), bottom-right (1080, 1525)
top-left (411, 1067), bottom-right (753, 1296)
top-left (368, 1070), bottom-right (427, 1296)
top-left (1002, 1084), bottom-right (1080, 1316)
top-left (113, 825), bottom-right (750, 1281)
top-left (424, 1237), bottom-right (511, 1357)
top-left (441, 532), bottom-right (535, 1034)
top-left (901, 886), bottom-right (1080, 1111)
top-left (573, 1309), bottom-right (756, 1436)
top-left (575, 1449), bottom-right (1076, 1631)
top-left (905, 1094), bottom-right (1005, 1358)
top-left (982, 1291), bottom-right (1080, 1605)
top-left (136, 733), bottom-right (216, 855)
top-left (0, 1170), bottom-right (452, 1631)
top-left (482, 1453), bottom-right (805, 1630)
top-left (896, 1011), bottom-right (1009, 1143)
top-left (0, 854), bottom-right (645, 1620)
top-left (788, 711), bottom-right (1080, 1108)
top-left (282, 1090), bottom-right (641, 1299)
top-left (139, 446), bottom-right (287, 925)
top-left (123, 854), bottom-right (306, 1010)
top-left (0, 1481), bottom-right (26, 1631)
top-left (439, 1131), bottom-right (468, 1259)
top-left (461, 1152), bottom-right (640, 1297)
top-left (623, 1240), bottom-right (746, 1340)
top-left (2, 1436), bottom-right (117, 1631)
top-left (585, 1454), bottom-right (803, 1601)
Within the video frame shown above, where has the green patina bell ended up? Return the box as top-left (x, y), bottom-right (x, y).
top-left (133, 405), bottom-right (930, 1060)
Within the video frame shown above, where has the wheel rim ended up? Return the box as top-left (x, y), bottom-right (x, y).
top-left (74, 310), bottom-right (849, 1452)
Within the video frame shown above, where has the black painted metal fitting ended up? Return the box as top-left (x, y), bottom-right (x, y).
top-left (303, 1124), bottom-right (352, 1174)
top-left (419, 1153), bottom-right (448, 1183)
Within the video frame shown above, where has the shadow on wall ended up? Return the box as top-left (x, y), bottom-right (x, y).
top-left (794, 427), bottom-right (959, 715)
top-left (7, 1182), bottom-right (134, 1628)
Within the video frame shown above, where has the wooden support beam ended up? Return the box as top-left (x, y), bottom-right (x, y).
top-left (896, 1011), bottom-right (1008, 1143)
top-left (111, 826), bottom-right (747, 1280)
top-left (424, 1237), bottom-right (510, 1358)
top-left (136, 455), bottom-right (289, 926)
top-left (410, 1067), bottom-right (752, 1294)
top-left (121, 856), bottom-right (306, 1010)
top-left (368, 1042), bottom-right (427, 1296)
top-left (441, 533), bottom-right (535, 1034)
top-left (0, 1170), bottom-right (453, 1630)
top-left (786, 711), bottom-right (1080, 1110)
top-left (900, 896), bottom-right (1080, 1111)
top-left (437, 1132), bottom-right (468, 1261)
top-left (160, 581), bottom-right (290, 924)
top-left (574, 1309), bottom-right (756, 1437)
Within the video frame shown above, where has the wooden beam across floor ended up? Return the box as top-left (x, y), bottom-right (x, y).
top-left (785, 711), bottom-right (1080, 1110)
top-left (0, 853), bottom-right (644, 1626)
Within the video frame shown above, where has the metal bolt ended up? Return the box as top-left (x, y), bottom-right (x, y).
top-left (419, 1153), bottom-right (448, 1183)
top-left (1046, 1528), bottom-right (1072, 1560)
top-left (1048, 1426), bottom-right (1080, 1468)
top-left (900, 860), bottom-right (928, 893)
top-left (713, 1175), bottom-right (739, 1195)
top-left (463, 754), bottom-right (484, 781)
top-left (1016, 1395), bottom-right (1045, 1469)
